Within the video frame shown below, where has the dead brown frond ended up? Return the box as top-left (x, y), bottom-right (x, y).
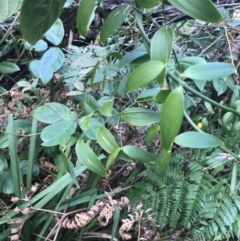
top-left (57, 196), bottom-right (129, 230)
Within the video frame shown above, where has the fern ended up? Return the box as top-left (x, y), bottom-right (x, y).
top-left (127, 150), bottom-right (240, 240)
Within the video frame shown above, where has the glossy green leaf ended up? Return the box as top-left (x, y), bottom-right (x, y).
top-left (154, 147), bottom-right (171, 177)
top-left (99, 100), bottom-right (113, 116)
top-left (80, 94), bottom-right (99, 114)
top-left (32, 103), bottom-right (76, 124)
top-left (78, 117), bottom-right (103, 140)
top-left (155, 89), bottom-right (171, 104)
top-left (145, 125), bottom-right (160, 144)
top-left (100, 5), bottom-right (132, 43)
top-left (61, 152), bottom-right (79, 188)
top-left (76, 0), bottom-right (96, 37)
top-left (0, 0), bottom-right (22, 23)
top-left (122, 145), bottom-right (155, 167)
top-left (121, 107), bottom-right (159, 126)
top-left (41, 120), bottom-right (77, 146)
top-left (174, 131), bottom-right (223, 148)
top-left (118, 51), bottom-right (147, 69)
top-left (38, 47), bottom-right (64, 83)
top-left (136, 88), bottom-right (160, 100)
top-left (213, 78), bottom-right (228, 96)
top-left (151, 26), bottom-right (174, 64)
top-left (183, 63), bottom-right (235, 80)
top-left (160, 87), bottom-right (184, 150)
top-left (179, 56), bottom-right (206, 72)
top-left (75, 140), bottom-right (107, 176)
top-left (24, 39), bottom-right (48, 52)
top-left (106, 148), bottom-right (121, 169)
top-left (20, 0), bottom-right (66, 44)
top-left (0, 62), bottom-right (20, 74)
top-left (44, 18), bottom-right (64, 45)
top-left (168, 0), bottom-right (224, 24)
top-left (126, 61), bottom-right (165, 91)
top-left (135, 0), bottom-right (162, 8)
top-left (96, 126), bottom-right (119, 153)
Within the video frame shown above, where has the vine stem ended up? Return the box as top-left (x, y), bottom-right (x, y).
top-left (167, 71), bottom-right (240, 118)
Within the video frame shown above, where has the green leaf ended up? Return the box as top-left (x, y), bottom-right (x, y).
top-left (155, 89), bottom-right (171, 104)
top-left (0, 0), bottom-right (22, 23)
top-left (145, 125), bottom-right (160, 144)
top-left (20, 0), bottom-right (66, 44)
top-left (80, 94), bottom-right (99, 114)
top-left (96, 126), bottom-right (119, 153)
top-left (106, 148), bottom-right (121, 169)
top-left (121, 107), bottom-right (159, 126)
top-left (122, 145), bottom-right (155, 167)
top-left (76, 0), bottom-right (96, 37)
top-left (100, 5), bottom-right (132, 43)
top-left (38, 47), bottom-right (65, 84)
top-left (168, 0), bottom-right (224, 24)
top-left (61, 151), bottom-right (79, 188)
top-left (183, 63), bottom-right (235, 80)
top-left (0, 62), bottom-right (20, 74)
top-left (160, 87), bottom-right (184, 150)
top-left (136, 88), bottom-right (160, 100)
top-left (118, 51), bottom-right (147, 69)
top-left (32, 103), bottom-right (76, 124)
top-left (151, 26), bottom-right (174, 64)
top-left (174, 131), bottom-right (223, 148)
top-left (44, 18), bottom-right (64, 45)
top-left (213, 78), bottom-right (228, 96)
top-left (135, 0), bottom-right (162, 8)
top-left (24, 39), bottom-right (48, 52)
top-left (41, 120), bottom-right (77, 146)
top-left (75, 140), bottom-right (107, 176)
top-left (126, 61), bottom-right (165, 91)
top-left (154, 147), bottom-right (171, 177)
top-left (99, 100), bottom-right (113, 116)
top-left (78, 117), bottom-right (103, 140)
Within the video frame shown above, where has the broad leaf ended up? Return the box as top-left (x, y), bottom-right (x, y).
top-left (0, 62), bottom-right (20, 74)
top-left (151, 26), bottom-right (174, 64)
top-left (38, 47), bottom-right (65, 83)
top-left (20, 0), bottom-right (66, 44)
top-left (61, 152), bottom-right (79, 188)
top-left (41, 120), bottom-right (77, 146)
top-left (100, 5), bottom-right (132, 43)
top-left (155, 89), bottom-right (171, 104)
top-left (106, 148), bottom-right (121, 169)
top-left (99, 100), bottom-right (113, 116)
top-left (154, 147), bottom-right (171, 177)
top-left (78, 117), bottom-right (103, 140)
top-left (76, 0), bottom-right (96, 37)
top-left (32, 103), bottom-right (76, 124)
top-left (136, 88), bottom-right (160, 100)
top-left (96, 126), bottom-right (119, 153)
top-left (145, 125), bottom-right (160, 144)
top-left (135, 0), bottom-right (162, 8)
top-left (160, 87), bottom-right (184, 150)
top-left (118, 51), bottom-right (147, 69)
top-left (122, 145), bottom-right (155, 167)
top-left (121, 107), bottom-right (159, 126)
top-left (24, 39), bottom-right (48, 52)
top-left (168, 0), bottom-right (224, 24)
top-left (44, 18), bottom-right (64, 45)
top-left (80, 94), bottom-right (99, 114)
top-left (126, 61), bottom-right (165, 91)
top-left (174, 131), bottom-right (223, 148)
top-left (213, 78), bottom-right (228, 96)
top-left (183, 63), bottom-right (235, 80)
top-left (75, 140), bottom-right (107, 176)
top-left (0, 0), bottom-right (22, 23)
